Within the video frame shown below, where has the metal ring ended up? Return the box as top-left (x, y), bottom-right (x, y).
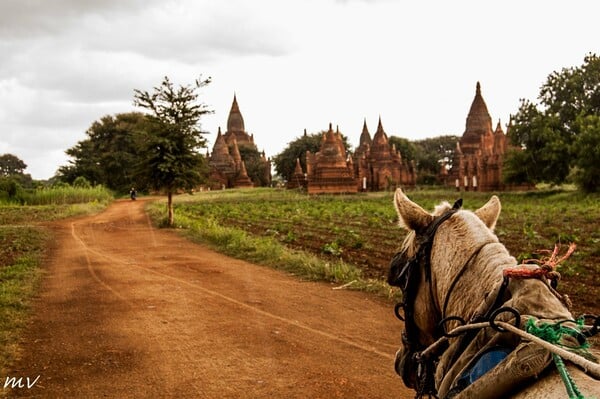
top-left (489, 307), bottom-right (521, 332)
top-left (556, 319), bottom-right (588, 345)
top-left (394, 303), bottom-right (405, 321)
top-left (438, 316), bottom-right (466, 338)
top-left (581, 314), bottom-right (600, 337)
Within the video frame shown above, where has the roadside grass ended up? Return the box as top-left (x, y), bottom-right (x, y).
top-left (146, 194), bottom-right (398, 299)
top-left (0, 227), bottom-right (48, 371)
top-left (147, 187), bottom-right (599, 313)
top-left (0, 188), bottom-right (113, 374)
top-left (19, 185), bottom-right (113, 206)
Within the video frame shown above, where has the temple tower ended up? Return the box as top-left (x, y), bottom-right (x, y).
top-left (223, 94), bottom-right (254, 146)
top-left (306, 123), bottom-right (358, 194)
top-left (450, 82), bottom-right (507, 191)
top-left (208, 94), bottom-right (271, 188)
top-left (352, 118), bottom-right (416, 191)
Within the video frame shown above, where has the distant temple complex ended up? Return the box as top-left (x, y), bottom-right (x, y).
top-left (209, 83), bottom-right (523, 193)
top-left (207, 95), bottom-right (271, 189)
top-left (305, 124), bottom-right (358, 194)
top-left (295, 119), bottom-right (416, 194)
top-left (353, 118), bottom-right (416, 191)
top-left (448, 82), bottom-right (508, 191)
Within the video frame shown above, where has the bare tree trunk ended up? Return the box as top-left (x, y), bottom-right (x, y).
top-left (167, 191), bottom-right (174, 226)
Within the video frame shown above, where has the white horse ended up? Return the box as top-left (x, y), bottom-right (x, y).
top-left (389, 188), bottom-right (600, 399)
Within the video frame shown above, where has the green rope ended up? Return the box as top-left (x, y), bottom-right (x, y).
top-left (525, 318), bottom-right (591, 399)
top-left (552, 353), bottom-right (585, 399)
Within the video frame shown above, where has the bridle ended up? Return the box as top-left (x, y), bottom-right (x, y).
top-left (389, 200), bottom-right (600, 399)
top-left (387, 199), bottom-right (462, 396)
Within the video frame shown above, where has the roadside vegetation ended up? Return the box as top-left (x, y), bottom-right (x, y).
top-left (0, 185), bottom-right (112, 373)
top-left (148, 187), bottom-right (600, 315)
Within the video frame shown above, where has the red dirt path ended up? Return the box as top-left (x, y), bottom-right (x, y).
top-left (6, 199), bottom-right (411, 398)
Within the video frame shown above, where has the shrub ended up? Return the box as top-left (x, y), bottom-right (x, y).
top-left (72, 176), bottom-right (92, 189)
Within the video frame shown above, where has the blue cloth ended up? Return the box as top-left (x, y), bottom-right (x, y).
top-left (457, 347), bottom-right (511, 387)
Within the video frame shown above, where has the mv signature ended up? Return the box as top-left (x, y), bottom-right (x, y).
top-left (4, 375), bottom-right (41, 389)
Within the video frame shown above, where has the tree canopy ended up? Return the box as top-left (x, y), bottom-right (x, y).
top-left (58, 112), bottom-right (148, 192)
top-left (388, 135), bottom-right (459, 185)
top-left (0, 153), bottom-right (27, 177)
top-left (0, 153), bottom-right (33, 189)
top-left (237, 144), bottom-right (271, 187)
top-left (133, 75), bottom-right (213, 225)
top-left (505, 53), bottom-right (600, 192)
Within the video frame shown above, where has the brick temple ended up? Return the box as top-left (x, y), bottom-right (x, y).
top-left (305, 124), bottom-right (358, 194)
top-left (353, 118), bottom-right (416, 191)
top-left (448, 82), bottom-right (508, 191)
top-left (300, 119), bottom-right (416, 194)
top-left (207, 95), bottom-right (271, 189)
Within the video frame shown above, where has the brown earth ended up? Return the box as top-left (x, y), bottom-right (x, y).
top-left (5, 199), bottom-right (410, 398)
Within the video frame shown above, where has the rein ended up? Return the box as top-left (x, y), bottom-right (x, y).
top-left (389, 201), bottom-right (600, 398)
top-left (388, 198), bottom-right (462, 397)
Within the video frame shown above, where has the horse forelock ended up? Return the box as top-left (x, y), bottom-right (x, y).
top-left (398, 200), bottom-right (453, 258)
top-left (429, 209), bottom-right (510, 322)
top-left (432, 201), bottom-right (452, 217)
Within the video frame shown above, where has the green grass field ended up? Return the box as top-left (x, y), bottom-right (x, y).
top-left (150, 187), bottom-right (600, 315)
top-left (0, 187), bottom-right (112, 373)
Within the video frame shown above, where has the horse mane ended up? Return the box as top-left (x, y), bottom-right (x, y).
top-left (398, 200), bottom-right (452, 258)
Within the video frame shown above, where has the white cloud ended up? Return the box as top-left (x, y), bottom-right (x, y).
top-left (0, 0), bottom-right (599, 179)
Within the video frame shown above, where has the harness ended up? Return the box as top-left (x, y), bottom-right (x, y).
top-left (388, 203), bottom-right (600, 399)
top-left (388, 199), bottom-right (462, 397)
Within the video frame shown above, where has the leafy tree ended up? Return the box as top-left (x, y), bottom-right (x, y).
top-left (0, 153), bottom-right (33, 188)
top-left (273, 131), bottom-right (351, 181)
top-left (571, 114), bottom-right (600, 192)
top-left (58, 112), bottom-right (149, 192)
top-left (0, 177), bottom-right (24, 203)
top-left (397, 135), bottom-right (459, 185)
top-left (0, 153), bottom-right (27, 176)
top-left (388, 136), bottom-right (417, 162)
top-left (237, 144), bottom-right (270, 187)
top-left (506, 53), bottom-right (600, 191)
top-left (133, 76), bottom-right (213, 226)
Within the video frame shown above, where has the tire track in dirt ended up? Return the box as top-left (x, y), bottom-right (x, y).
top-left (72, 223), bottom-right (396, 359)
top-left (7, 198), bottom-right (409, 398)
top-left (69, 221), bottom-right (205, 397)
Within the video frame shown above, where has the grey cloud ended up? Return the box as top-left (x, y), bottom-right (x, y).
top-left (85, 3), bottom-right (292, 63)
top-left (0, 0), bottom-right (158, 38)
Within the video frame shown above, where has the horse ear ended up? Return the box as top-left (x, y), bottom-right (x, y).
top-left (394, 188), bottom-right (434, 231)
top-left (474, 195), bottom-right (501, 230)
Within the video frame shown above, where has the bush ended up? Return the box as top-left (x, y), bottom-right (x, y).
top-left (72, 176), bottom-right (92, 189)
top-left (0, 178), bottom-right (25, 204)
top-left (20, 186), bottom-right (113, 205)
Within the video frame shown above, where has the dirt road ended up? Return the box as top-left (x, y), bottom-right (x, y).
top-left (7, 199), bottom-right (410, 398)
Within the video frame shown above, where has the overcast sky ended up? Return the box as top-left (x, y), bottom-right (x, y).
top-left (1, 0), bottom-right (598, 179)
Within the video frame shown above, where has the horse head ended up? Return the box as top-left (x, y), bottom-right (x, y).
top-left (390, 188), bottom-right (506, 345)
top-left (388, 189), bottom-right (599, 398)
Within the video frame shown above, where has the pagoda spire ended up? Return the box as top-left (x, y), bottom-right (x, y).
top-left (294, 158), bottom-right (303, 175)
top-left (495, 118), bottom-right (504, 134)
top-left (373, 116), bottom-right (388, 144)
top-left (461, 81), bottom-right (493, 154)
top-left (359, 118), bottom-right (372, 146)
top-left (227, 93), bottom-right (245, 134)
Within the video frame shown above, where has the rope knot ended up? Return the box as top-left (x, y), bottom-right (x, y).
top-left (503, 243), bottom-right (576, 280)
